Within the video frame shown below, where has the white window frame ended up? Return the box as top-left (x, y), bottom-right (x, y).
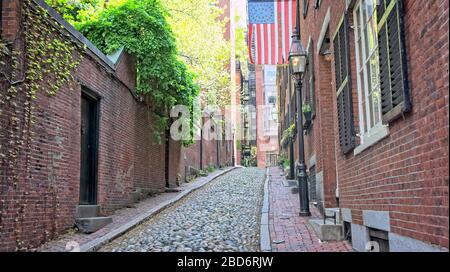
top-left (353, 0), bottom-right (389, 155)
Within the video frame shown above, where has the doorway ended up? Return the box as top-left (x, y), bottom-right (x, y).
top-left (80, 92), bottom-right (99, 205)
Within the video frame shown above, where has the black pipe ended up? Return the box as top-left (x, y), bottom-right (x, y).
top-left (288, 68), bottom-right (295, 179)
top-left (200, 118), bottom-right (203, 170)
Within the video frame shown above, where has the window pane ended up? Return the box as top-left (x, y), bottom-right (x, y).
top-left (372, 90), bottom-right (381, 125)
top-left (363, 23), bottom-right (370, 59)
top-left (370, 52), bottom-right (380, 92)
top-left (358, 38), bottom-right (364, 72)
top-left (362, 1), bottom-right (368, 25)
top-left (361, 100), bottom-right (368, 133)
top-left (366, 0), bottom-right (374, 21)
top-left (367, 19), bottom-right (377, 52)
top-left (368, 87), bottom-right (375, 129)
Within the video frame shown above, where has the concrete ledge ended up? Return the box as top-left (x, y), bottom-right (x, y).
top-left (79, 166), bottom-right (240, 252)
top-left (260, 168), bottom-right (271, 252)
top-left (341, 208), bottom-right (352, 223)
top-left (389, 233), bottom-right (449, 252)
top-left (362, 210), bottom-right (390, 231)
top-left (76, 217), bottom-right (113, 234)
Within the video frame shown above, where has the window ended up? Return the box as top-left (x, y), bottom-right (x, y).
top-left (268, 96), bottom-right (276, 105)
top-left (354, 0), bottom-right (385, 142)
top-left (352, 0), bottom-right (411, 154)
top-left (368, 228), bottom-right (390, 252)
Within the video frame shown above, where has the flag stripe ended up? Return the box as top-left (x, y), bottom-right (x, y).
top-left (281, 0), bottom-right (286, 63)
top-left (277, 0), bottom-right (283, 64)
top-left (254, 24), bottom-right (258, 64)
top-left (271, 24), bottom-right (275, 64)
top-left (260, 24), bottom-right (265, 64)
top-left (266, 24), bottom-right (273, 63)
top-left (264, 24), bottom-right (268, 64)
top-left (256, 24), bottom-right (261, 64)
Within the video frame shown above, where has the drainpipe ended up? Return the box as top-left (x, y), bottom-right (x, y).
top-left (200, 117), bottom-right (203, 170)
top-left (216, 136), bottom-right (220, 168)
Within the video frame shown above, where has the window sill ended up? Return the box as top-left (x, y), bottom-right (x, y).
top-left (354, 126), bottom-right (390, 156)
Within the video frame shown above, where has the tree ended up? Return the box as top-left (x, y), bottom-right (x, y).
top-left (161, 0), bottom-right (232, 108)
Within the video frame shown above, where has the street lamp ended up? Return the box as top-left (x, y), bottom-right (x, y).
top-left (288, 32), bottom-right (311, 217)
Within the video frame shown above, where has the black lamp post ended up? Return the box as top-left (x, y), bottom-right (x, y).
top-left (289, 31), bottom-right (311, 217)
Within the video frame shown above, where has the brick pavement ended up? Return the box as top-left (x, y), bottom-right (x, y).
top-left (268, 167), bottom-right (352, 252)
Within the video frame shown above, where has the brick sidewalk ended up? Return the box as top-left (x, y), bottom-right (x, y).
top-left (37, 167), bottom-right (236, 252)
top-left (268, 167), bottom-right (352, 252)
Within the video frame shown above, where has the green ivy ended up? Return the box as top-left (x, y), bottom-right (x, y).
top-left (74, 0), bottom-right (199, 144)
top-left (0, 0), bottom-right (82, 250)
top-left (280, 123), bottom-right (296, 148)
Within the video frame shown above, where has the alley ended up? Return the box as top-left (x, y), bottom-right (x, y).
top-left (99, 168), bottom-right (266, 252)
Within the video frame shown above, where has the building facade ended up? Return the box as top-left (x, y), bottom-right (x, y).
top-left (278, 0), bottom-right (449, 251)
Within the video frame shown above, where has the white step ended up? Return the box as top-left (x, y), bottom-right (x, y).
top-left (75, 217), bottom-right (112, 234)
top-left (309, 219), bottom-right (344, 241)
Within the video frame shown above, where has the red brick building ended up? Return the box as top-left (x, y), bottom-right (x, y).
top-left (278, 0), bottom-right (448, 251)
top-left (0, 0), bottom-right (233, 251)
top-left (256, 65), bottom-right (280, 168)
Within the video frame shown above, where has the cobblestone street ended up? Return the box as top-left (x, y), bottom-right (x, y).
top-left (99, 168), bottom-right (266, 252)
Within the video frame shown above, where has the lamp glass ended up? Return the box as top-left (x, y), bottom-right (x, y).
top-left (288, 36), bottom-right (307, 78)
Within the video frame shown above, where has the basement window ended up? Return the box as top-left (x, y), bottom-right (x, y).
top-left (368, 228), bottom-right (390, 252)
top-left (344, 222), bottom-right (352, 242)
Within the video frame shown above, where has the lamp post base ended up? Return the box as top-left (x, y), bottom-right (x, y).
top-left (299, 211), bottom-right (312, 217)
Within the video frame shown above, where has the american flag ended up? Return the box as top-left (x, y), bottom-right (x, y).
top-left (248, 0), bottom-right (297, 66)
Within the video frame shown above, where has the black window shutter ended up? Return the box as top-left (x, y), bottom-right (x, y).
top-left (334, 13), bottom-right (355, 154)
top-left (308, 42), bottom-right (316, 117)
top-left (377, 0), bottom-right (411, 124)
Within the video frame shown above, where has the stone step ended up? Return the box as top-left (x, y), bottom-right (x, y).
top-left (325, 207), bottom-right (341, 224)
top-left (76, 205), bottom-right (100, 218)
top-left (309, 219), bottom-right (344, 241)
top-left (75, 217), bottom-right (112, 234)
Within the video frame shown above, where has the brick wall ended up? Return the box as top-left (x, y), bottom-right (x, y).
top-left (0, 0), bottom-right (167, 251)
top-left (295, 0), bottom-right (449, 249)
top-left (170, 139), bottom-right (233, 185)
top-left (297, 0), bottom-right (340, 209)
top-left (1, 0), bottom-right (21, 42)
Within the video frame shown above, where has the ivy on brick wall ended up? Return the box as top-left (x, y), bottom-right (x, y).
top-left (0, 0), bottom-right (82, 250)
